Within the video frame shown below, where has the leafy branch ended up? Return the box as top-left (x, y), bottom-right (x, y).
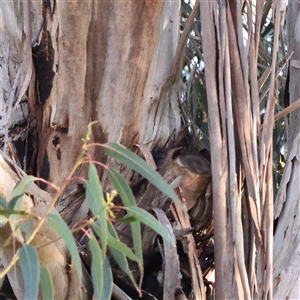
top-left (0, 122), bottom-right (179, 299)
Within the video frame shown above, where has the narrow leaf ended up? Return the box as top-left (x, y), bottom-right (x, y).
top-left (108, 168), bottom-right (143, 267)
top-left (92, 220), bottom-right (108, 258)
top-left (116, 215), bottom-right (138, 223)
top-left (108, 168), bottom-right (136, 207)
top-left (89, 233), bottom-right (103, 300)
top-left (110, 247), bottom-right (140, 294)
top-left (7, 208), bottom-right (28, 242)
top-left (16, 228), bottom-right (24, 242)
top-left (6, 176), bottom-right (32, 238)
top-left (19, 244), bottom-right (39, 300)
top-left (0, 195), bottom-right (8, 210)
top-left (125, 206), bottom-right (175, 246)
top-left (102, 256), bottom-right (113, 300)
top-left (40, 263), bottom-right (53, 300)
top-left (107, 222), bottom-right (141, 293)
top-left (9, 175), bottom-right (36, 210)
top-left (103, 143), bottom-right (182, 207)
top-left (107, 221), bottom-right (141, 263)
top-left (20, 217), bottom-right (34, 242)
top-left (9, 217), bottom-right (24, 243)
top-left (47, 214), bottom-right (82, 280)
top-left (86, 164), bottom-right (105, 216)
top-left (107, 232), bottom-right (140, 263)
top-left (86, 164), bottom-right (107, 254)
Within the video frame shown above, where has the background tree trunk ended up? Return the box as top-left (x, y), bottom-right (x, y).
top-left (273, 2), bottom-right (300, 298)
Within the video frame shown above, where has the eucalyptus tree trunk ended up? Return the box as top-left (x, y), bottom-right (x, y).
top-left (273, 2), bottom-right (300, 298)
top-left (1, 1), bottom-right (191, 298)
top-left (33, 1), bottom-right (181, 188)
top-left (1, 0), bottom-right (184, 219)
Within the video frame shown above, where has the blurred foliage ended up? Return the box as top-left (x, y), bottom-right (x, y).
top-left (180, 0), bottom-right (287, 197)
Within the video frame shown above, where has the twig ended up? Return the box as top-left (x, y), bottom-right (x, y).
top-left (274, 98), bottom-right (300, 121)
top-left (170, 0), bottom-right (200, 79)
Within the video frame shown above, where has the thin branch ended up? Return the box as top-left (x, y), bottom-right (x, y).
top-left (274, 98), bottom-right (300, 121)
top-left (170, 0), bottom-right (200, 79)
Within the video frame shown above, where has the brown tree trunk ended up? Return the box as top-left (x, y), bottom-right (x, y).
top-left (33, 1), bottom-right (181, 191)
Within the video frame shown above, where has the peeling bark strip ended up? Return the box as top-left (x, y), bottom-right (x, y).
top-left (199, 1), bottom-right (230, 298)
top-left (153, 208), bottom-right (181, 300)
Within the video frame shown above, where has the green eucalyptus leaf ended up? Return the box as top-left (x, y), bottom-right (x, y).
top-left (86, 164), bottom-right (107, 255)
top-left (0, 195), bottom-right (8, 210)
top-left (9, 175), bottom-right (36, 210)
top-left (107, 232), bottom-right (140, 263)
top-left (9, 220), bottom-right (24, 242)
top-left (102, 256), bottom-right (113, 300)
top-left (107, 221), bottom-right (141, 292)
top-left (108, 168), bottom-right (143, 267)
top-left (7, 209), bottom-right (28, 242)
top-left (103, 143), bottom-right (182, 207)
top-left (91, 220), bottom-right (107, 258)
top-left (125, 206), bottom-right (175, 246)
top-left (89, 233), bottom-right (103, 300)
top-left (8, 175), bottom-right (36, 240)
top-left (108, 168), bottom-right (136, 207)
top-left (86, 164), bottom-right (105, 216)
top-left (47, 214), bottom-right (82, 280)
top-left (20, 217), bottom-right (34, 242)
top-left (40, 263), bottom-right (53, 300)
top-left (116, 215), bottom-right (138, 223)
top-left (19, 244), bottom-right (39, 300)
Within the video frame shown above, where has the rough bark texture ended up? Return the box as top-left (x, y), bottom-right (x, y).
top-left (33, 1), bottom-right (181, 190)
top-left (0, 2), bottom-right (38, 137)
top-left (273, 3), bottom-right (300, 298)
